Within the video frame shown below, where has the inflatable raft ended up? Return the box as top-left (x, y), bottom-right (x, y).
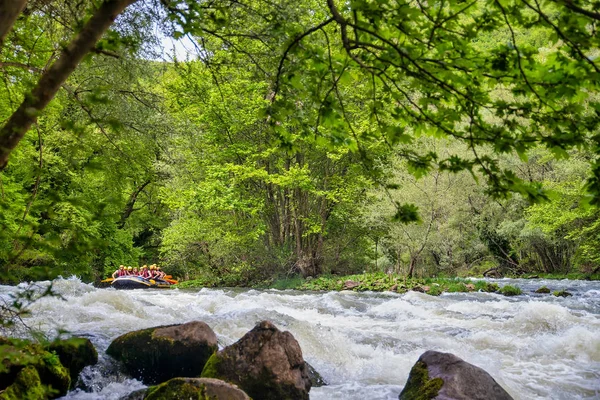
top-left (111, 276), bottom-right (172, 289)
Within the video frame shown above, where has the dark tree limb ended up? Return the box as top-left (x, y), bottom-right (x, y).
top-left (0, 0), bottom-right (139, 171)
top-left (118, 180), bottom-right (151, 228)
top-left (271, 17), bottom-right (334, 101)
top-left (0, 0), bottom-right (28, 47)
top-left (557, 0), bottom-right (600, 21)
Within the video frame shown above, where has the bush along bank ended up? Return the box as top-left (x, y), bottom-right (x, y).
top-left (175, 273), bottom-right (549, 297)
top-left (107, 320), bottom-right (514, 400)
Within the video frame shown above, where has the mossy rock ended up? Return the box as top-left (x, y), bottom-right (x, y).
top-left (0, 338), bottom-right (70, 399)
top-left (399, 361), bottom-right (443, 400)
top-left (48, 337), bottom-right (98, 387)
top-left (534, 286), bottom-right (551, 294)
top-left (0, 365), bottom-right (47, 400)
top-left (475, 282), bottom-right (499, 293)
top-left (499, 285), bottom-right (522, 296)
top-left (399, 351), bottom-right (513, 400)
top-left (145, 378), bottom-right (250, 400)
top-left (106, 321), bottom-right (218, 384)
top-left (553, 290), bottom-right (573, 297)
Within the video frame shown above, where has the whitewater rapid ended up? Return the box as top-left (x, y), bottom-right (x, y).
top-left (1, 278), bottom-right (598, 399)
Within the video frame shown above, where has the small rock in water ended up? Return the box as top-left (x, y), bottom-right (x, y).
top-left (201, 320), bottom-right (311, 400)
top-left (535, 286), bottom-right (551, 294)
top-left (399, 350), bottom-right (513, 400)
top-left (553, 290), bottom-right (573, 297)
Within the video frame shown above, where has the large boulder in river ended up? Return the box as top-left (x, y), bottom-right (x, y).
top-left (201, 320), bottom-right (311, 400)
top-left (0, 338), bottom-right (71, 399)
top-left (399, 350), bottom-right (513, 400)
top-left (145, 378), bottom-right (250, 400)
top-left (49, 337), bottom-right (98, 387)
top-left (106, 321), bottom-right (218, 384)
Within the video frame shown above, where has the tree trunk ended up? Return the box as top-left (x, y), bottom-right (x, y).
top-left (407, 255), bottom-right (417, 279)
top-left (0, 0), bottom-right (28, 47)
top-left (0, 0), bottom-right (139, 170)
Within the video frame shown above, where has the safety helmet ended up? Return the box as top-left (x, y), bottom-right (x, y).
top-left (150, 265), bottom-right (155, 270)
top-left (127, 266), bottom-right (133, 271)
top-left (156, 266), bottom-right (161, 270)
top-left (119, 265), bottom-right (124, 269)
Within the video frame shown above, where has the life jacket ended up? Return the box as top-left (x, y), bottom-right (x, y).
top-left (118, 269), bottom-right (126, 277)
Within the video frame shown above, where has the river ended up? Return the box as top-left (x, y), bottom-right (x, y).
top-left (1, 277), bottom-right (599, 399)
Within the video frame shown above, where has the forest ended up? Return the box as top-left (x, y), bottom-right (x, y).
top-left (1, 0), bottom-right (600, 286)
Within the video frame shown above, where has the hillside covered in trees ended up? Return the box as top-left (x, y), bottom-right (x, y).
top-left (1, 0), bottom-right (599, 285)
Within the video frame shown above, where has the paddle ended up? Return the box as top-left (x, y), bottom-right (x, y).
top-left (101, 278), bottom-right (114, 283)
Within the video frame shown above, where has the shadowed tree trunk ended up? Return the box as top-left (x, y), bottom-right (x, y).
top-left (0, 0), bottom-right (28, 47)
top-left (0, 0), bottom-right (139, 170)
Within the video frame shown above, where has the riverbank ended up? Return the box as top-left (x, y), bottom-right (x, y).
top-left (174, 272), bottom-right (600, 295)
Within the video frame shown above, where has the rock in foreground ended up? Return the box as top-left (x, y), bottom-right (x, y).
top-left (0, 338), bottom-right (71, 399)
top-left (145, 378), bottom-right (250, 400)
top-left (399, 350), bottom-right (513, 400)
top-left (201, 320), bottom-right (311, 400)
top-left (49, 337), bottom-right (98, 387)
top-left (106, 321), bottom-right (217, 384)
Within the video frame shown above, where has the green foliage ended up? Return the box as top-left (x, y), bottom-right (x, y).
top-left (269, 276), bottom-right (305, 290)
top-left (1, 0), bottom-right (600, 291)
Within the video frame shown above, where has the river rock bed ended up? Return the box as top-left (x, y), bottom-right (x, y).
top-left (0, 277), bottom-right (598, 399)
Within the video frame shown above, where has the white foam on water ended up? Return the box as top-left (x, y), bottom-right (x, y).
top-left (3, 277), bottom-right (598, 400)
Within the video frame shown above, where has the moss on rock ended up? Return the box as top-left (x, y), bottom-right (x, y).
top-left (36, 351), bottom-right (71, 396)
top-left (200, 352), bottom-right (222, 379)
top-left (145, 378), bottom-right (250, 400)
top-left (48, 337), bottom-right (98, 387)
top-left (535, 286), bottom-right (551, 294)
top-left (0, 339), bottom-right (70, 399)
top-left (499, 285), bottom-right (522, 296)
top-left (0, 365), bottom-right (47, 400)
top-left (399, 361), bottom-right (443, 400)
top-left (553, 290), bottom-right (573, 297)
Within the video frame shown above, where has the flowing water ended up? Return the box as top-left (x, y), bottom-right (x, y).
top-left (1, 277), bottom-right (599, 399)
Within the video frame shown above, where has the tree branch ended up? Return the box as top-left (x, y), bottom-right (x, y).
top-left (118, 180), bottom-right (151, 228)
top-left (0, 0), bottom-right (140, 171)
